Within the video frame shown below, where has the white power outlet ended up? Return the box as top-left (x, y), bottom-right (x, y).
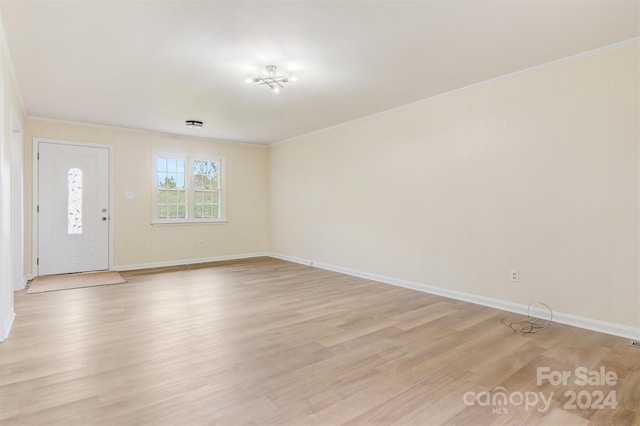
top-left (510, 270), bottom-right (519, 282)
top-left (197, 240), bottom-right (203, 247)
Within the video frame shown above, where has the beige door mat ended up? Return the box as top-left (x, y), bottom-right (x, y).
top-left (27, 271), bottom-right (127, 294)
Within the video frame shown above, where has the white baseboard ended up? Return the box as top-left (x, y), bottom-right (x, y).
top-left (1, 310), bottom-right (16, 342)
top-left (112, 252), bottom-right (269, 272)
top-left (268, 253), bottom-right (640, 341)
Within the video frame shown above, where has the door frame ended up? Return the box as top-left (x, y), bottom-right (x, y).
top-left (32, 138), bottom-right (114, 276)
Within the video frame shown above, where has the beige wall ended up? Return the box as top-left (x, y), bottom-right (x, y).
top-left (269, 43), bottom-right (640, 328)
top-left (24, 120), bottom-right (269, 272)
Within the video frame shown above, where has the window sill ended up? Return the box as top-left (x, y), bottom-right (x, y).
top-left (151, 220), bottom-right (228, 226)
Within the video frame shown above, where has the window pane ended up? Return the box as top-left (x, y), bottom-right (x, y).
top-left (177, 159), bottom-right (185, 173)
top-left (157, 157), bottom-right (166, 172)
top-left (212, 204), bottom-right (219, 218)
top-left (210, 162), bottom-right (218, 185)
top-left (176, 174), bottom-right (185, 189)
top-left (212, 191), bottom-right (219, 203)
top-left (67, 168), bottom-right (83, 234)
top-left (194, 205), bottom-right (203, 218)
top-left (156, 189), bottom-right (186, 220)
top-left (177, 190), bottom-right (186, 204)
top-left (193, 160), bottom-right (219, 191)
top-left (158, 205), bottom-right (168, 219)
top-left (193, 173), bottom-right (202, 190)
top-left (169, 174), bottom-right (178, 188)
top-left (167, 158), bottom-right (177, 173)
top-left (194, 191), bottom-right (203, 203)
top-left (211, 176), bottom-right (219, 190)
top-left (157, 172), bottom-right (167, 187)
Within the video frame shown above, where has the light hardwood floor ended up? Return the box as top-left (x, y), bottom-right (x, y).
top-left (1, 257), bottom-right (638, 425)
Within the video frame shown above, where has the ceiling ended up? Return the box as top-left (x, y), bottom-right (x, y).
top-left (2, 1), bottom-right (638, 145)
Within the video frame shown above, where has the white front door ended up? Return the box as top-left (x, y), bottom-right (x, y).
top-left (38, 142), bottom-right (110, 275)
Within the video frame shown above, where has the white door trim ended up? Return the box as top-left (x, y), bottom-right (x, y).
top-left (32, 138), bottom-right (114, 276)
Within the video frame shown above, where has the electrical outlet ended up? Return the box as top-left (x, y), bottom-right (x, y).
top-left (197, 240), bottom-right (203, 247)
top-left (307, 241), bottom-right (312, 248)
top-left (510, 270), bottom-right (519, 282)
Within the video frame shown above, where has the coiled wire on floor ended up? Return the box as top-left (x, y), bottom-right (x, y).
top-left (501, 302), bottom-right (553, 334)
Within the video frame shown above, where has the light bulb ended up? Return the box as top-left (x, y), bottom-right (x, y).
top-left (290, 75), bottom-right (299, 82)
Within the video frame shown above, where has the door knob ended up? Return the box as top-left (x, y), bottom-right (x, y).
top-left (102, 217), bottom-right (107, 221)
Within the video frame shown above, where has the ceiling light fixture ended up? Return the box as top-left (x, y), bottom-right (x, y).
top-left (185, 120), bottom-right (203, 129)
top-left (247, 65), bottom-right (297, 93)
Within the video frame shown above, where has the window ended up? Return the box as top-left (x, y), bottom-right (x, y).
top-left (192, 160), bottom-right (221, 219)
top-left (153, 153), bottom-right (224, 223)
top-left (156, 157), bottom-right (186, 220)
top-left (67, 168), bottom-right (83, 234)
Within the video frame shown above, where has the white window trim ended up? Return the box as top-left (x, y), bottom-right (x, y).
top-left (152, 151), bottom-right (226, 224)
